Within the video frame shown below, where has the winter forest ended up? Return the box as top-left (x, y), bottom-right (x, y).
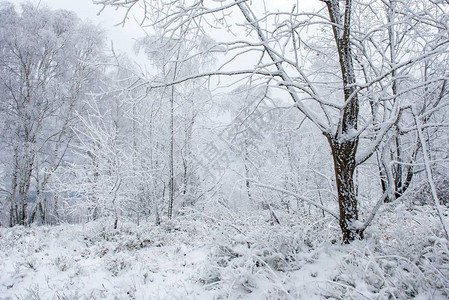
top-left (0, 0), bottom-right (448, 298)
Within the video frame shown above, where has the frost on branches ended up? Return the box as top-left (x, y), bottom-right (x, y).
top-left (91, 0), bottom-right (449, 242)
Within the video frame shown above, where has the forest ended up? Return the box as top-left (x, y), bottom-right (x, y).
top-left (0, 0), bottom-right (448, 298)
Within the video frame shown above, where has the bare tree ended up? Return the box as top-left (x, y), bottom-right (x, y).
top-left (135, 34), bottom-right (214, 219)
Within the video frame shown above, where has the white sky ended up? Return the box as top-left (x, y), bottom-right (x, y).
top-left (25, 0), bottom-right (145, 56)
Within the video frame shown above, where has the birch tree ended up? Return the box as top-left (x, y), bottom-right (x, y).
top-left (0, 2), bottom-right (104, 226)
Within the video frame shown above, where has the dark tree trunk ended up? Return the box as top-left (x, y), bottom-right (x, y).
top-left (325, 0), bottom-right (363, 243)
top-left (329, 137), bottom-right (363, 243)
top-left (9, 165), bottom-right (18, 227)
top-left (9, 201), bottom-right (17, 227)
top-left (379, 137), bottom-right (416, 203)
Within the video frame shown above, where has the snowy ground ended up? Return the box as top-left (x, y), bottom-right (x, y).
top-left (1, 205), bottom-right (448, 299)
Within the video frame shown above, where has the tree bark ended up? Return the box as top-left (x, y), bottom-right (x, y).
top-left (328, 137), bottom-right (363, 242)
top-left (325, 0), bottom-right (363, 243)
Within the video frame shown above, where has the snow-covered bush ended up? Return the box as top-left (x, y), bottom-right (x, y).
top-left (407, 173), bottom-right (449, 206)
top-left (196, 213), bottom-right (340, 298)
top-left (328, 204), bottom-right (449, 299)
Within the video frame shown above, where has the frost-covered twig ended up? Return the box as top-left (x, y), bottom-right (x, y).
top-left (413, 113), bottom-right (449, 239)
top-left (358, 189), bottom-right (389, 232)
top-left (251, 181), bottom-right (339, 219)
top-left (181, 208), bottom-right (246, 236)
top-left (325, 280), bottom-right (373, 299)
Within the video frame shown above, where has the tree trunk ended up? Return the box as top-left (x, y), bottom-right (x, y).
top-left (167, 46), bottom-right (181, 220)
top-left (9, 162), bottom-right (18, 227)
top-left (168, 84), bottom-right (175, 219)
top-left (325, 0), bottom-right (363, 243)
top-left (329, 137), bottom-right (363, 243)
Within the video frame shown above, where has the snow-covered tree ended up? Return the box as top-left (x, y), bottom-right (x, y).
top-left (0, 2), bottom-right (104, 226)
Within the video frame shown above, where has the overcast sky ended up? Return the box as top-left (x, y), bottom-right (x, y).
top-left (24, 0), bottom-right (144, 57)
